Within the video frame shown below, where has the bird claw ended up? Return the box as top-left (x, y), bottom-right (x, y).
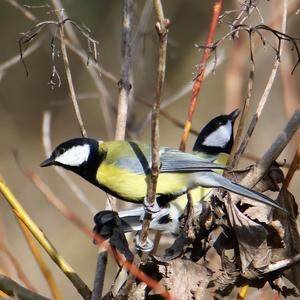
top-left (135, 232), bottom-right (154, 253)
top-left (144, 198), bottom-right (160, 213)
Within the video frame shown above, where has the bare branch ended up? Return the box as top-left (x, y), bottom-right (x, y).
top-left (57, 17), bottom-right (87, 137)
top-left (233, 107), bottom-right (300, 191)
top-left (91, 252), bottom-right (107, 300)
top-left (115, 0), bottom-right (133, 140)
top-left (0, 275), bottom-right (50, 300)
top-left (232, 0), bottom-right (288, 165)
top-left (117, 2), bottom-right (170, 298)
top-left (138, 0), bottom-right (169, 250)
top-left (179, 0), bottom-right (224, 151)
top-left (0, 41), bottom-right (40, 80)
top-left (228, 35), bottom-right (255, 168)
top-left (5, 0), bottom-right (38, 22)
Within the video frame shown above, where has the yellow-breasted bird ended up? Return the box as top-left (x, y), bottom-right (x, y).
top-left (40, 112), bottom-right (285, 215)
top-left (93, 109), bottom-right (241, 236)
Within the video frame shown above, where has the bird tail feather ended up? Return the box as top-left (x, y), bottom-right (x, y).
top-left (206, 172), bottom-right (287, 213)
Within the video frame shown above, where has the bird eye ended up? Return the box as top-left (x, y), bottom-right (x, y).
top-left (57, 147), bottom-right (65, 155)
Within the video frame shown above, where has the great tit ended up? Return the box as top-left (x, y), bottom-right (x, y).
top-left (94, 109), bottom-right (239, 236)
top-left (40, 112), bottom-right (284, 214)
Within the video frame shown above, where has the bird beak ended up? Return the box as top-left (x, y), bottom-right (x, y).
top-left (40, 157), bottom-right (54, 167)
top-left (229, 109), bottom-right (240, 121)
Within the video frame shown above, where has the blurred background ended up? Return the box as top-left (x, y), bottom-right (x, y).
top-left (0, 0), bottom-right (299, 299)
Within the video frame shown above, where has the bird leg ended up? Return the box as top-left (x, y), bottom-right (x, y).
top-left (134, 231), bottom-right (154, 252)
top-left (143, 196), bottom-right (161, 213)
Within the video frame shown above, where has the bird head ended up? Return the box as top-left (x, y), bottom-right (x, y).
top-left (192, 109), bottom-right (240, 154)
top-left (40, 138), bottom-right (99, 175)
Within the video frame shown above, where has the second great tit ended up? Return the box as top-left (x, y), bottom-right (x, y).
top-left (40, 113), bottom-right (285, 213)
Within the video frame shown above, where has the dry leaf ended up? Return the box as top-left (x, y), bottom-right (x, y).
top-left (157, 258), bottom-right (212, 300)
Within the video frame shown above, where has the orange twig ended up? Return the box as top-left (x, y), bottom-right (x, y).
top-left (179, 0), bottom-right (223, 151)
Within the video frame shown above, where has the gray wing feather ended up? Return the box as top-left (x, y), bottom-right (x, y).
top-left (160, 148), bottom-right (226, 172)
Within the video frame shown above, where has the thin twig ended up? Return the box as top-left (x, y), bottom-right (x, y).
top-left (50, 0), bottom-right (115, 139)
top-left (0, 243), bottom-right (36, 292)
top-left (233, 107), bottom-right (300, 192)
top-left (263, 253), bottom-right (300, 274)
top-left (228, 40), bottom-right (255, 168)
top-left (56, 15), bottom-right (87, 137)
top-left (5, 0), bottom-right (38, 22)
top-left (233, 0), bottom-right (288, 165)
top-left (224, 5), bottom-right (247, 114)
top-left (16, 218), bottom-right (62, 300)
top-left (0, 41), bottom-right (40, 78)
top-left (0, 175), bottom-right (92, 300)
top-left (0, 275), bottom-right (50, 300)
top-left (179, 0), bottom-right (223, 151)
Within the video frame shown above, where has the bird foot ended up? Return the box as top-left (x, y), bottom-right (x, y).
top-left (135, 232), bottom-right (154, 253)
top-left (144, 198), bottom-right (160, 213)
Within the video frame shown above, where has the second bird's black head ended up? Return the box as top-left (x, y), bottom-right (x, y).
top-left (193, 109), bottom-right (240, 155)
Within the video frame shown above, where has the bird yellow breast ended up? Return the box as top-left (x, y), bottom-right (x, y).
top-left (97, 163), bottom-right (191, 203)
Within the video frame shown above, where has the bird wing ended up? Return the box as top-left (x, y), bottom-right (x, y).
top-left (159, 147), bottom-right (227, 173)
top-left (104, 141), bottom-right (226, 175)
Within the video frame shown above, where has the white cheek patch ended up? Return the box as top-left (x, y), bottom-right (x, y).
top-left (203, 121), bottom-right (232, 148)
top-left (55, 144), bottom-right (90, 166)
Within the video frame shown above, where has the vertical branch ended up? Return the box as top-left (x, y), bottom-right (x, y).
top-left (91, 252), bottom-right (107, 300)
top-left (116, 2), bottom-right (169, 299)
top-left (224, 36), bottom-right (247, 114)
top-left (228, 35), bottom-right (255, 167)
top-left (95, 1), bottom-right (134, 298)
top-left (179, 0), bottom-right (223, 151)
top-left (115, 0), bottom-right (133, 140)
top-left (138, 0), bottom-right (169, 249)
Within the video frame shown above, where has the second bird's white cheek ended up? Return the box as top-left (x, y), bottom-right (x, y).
top-left (203, 122), bottom-right (232, 148)
top-left (55, 144), bottom-right (90, 166)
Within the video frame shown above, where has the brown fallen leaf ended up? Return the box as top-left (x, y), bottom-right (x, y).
top-left (157, 258), bottom-right (212, 300)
